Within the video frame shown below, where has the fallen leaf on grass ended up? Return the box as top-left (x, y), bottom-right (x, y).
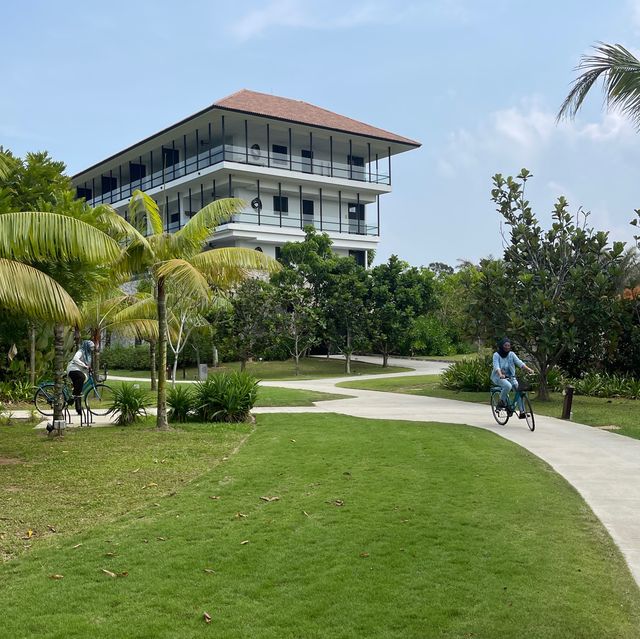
top-left (290, 439), bottom-right (296, 443)
top-left (259, 496), bottom-right (280, 502)
top-left (50, 574), bottom-right (64, 580)
top-left (104, 552), bottom-right (117, 557)
top-left (209, 495), bottom-right (221, 500)
top-left (203, 612), bottom-right (212, 624)
top-left (23, 529), bottom-right (34, 539)
top-left (303, 511), bottom-right (310, 517)
top-left (131, 468), bottom-right (140, 473)
top-left (156, 537), bottom-right (166, 541)
top-left (329, 499), bottom-right (344, 507)
top-left (203, 568), bottom-right (216, 574)
top-left (47, 525), bottom-right (56, 533)
top-left (72, 543), bottom-right (83, 549)
top-left (142, 482), bottom-right (158, 489)
top-left (101, 569), bottom-right (117, 578)
top-left (235, 512), bottom-right (247, 519)
top-left (240, 540), bottom-right (250, 545)
top-left (360, 552), bottom-right (370, 558)
top-left (222, 457), bottom-right (229, 461)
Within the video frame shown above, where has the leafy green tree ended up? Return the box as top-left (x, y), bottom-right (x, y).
top-left (473, 170), bottom-right (625, 400)
top-left (368, 255), bottom-right (436, 366)
top-left (271, 266), bottom-right (320, 375)
top-left (229, 278), bottom-right (279, 370)
top-left (324, 256), bottom-right (370, 374)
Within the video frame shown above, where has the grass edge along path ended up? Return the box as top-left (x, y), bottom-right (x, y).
top-left (338, 374), bottom-right (640, 439)
top-left (2, 414), bottom-right (640, 638)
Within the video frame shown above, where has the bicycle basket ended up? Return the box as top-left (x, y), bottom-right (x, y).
top-left (517, 380), bottom-right (532, 392)
top-left (96, 373), bottom-right (106, 382)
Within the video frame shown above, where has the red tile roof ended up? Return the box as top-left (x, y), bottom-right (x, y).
top-left (215, 89), bottom-right (420, 147)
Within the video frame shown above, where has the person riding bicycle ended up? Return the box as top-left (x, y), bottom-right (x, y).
top-left (491, 337), bottom-right (534, 418)
top-left (66, 340), bottom-right (95, 414)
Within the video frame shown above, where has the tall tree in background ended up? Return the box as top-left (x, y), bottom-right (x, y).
top-left (473, 170), bottom-right (625, 399)
top-left (368, 255), bottom-right (436, 366)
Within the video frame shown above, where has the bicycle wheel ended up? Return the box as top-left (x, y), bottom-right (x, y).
top-left (490, 390), bottom-right (510, 425)
top-left (85, 383), bottom-right (115, 416)
top-left (34, 385), bottom-right (56, 417)
top-left (523, 395), bottom-right (535, 432)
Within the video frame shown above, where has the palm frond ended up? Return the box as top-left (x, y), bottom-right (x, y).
top-left (155, 258), bottom-right (212, 302)
top-left (0, 258), bottom-right (81, 325)
top-left (190, 247), bottom-right (281, 288)
top-left (129, 189), bottom-right (163, 235)
top-left (558, 43), bottom-right (640, 128)
top-left (112, 296), bottom-right (158, 323)
top-left (0, 212), bottom-right (121, 264)
top-left (92, 203), bottom-right (153, 249)
top-left (171, 198), bottom-right (245, 256)
top-left (109, 318), bottom-right (159, 341)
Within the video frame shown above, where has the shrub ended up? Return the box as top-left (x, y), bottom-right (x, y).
top-left (440, 355), bottom-right (493, 391)
top-left (0, 380), bottom-right (33, 403)
top-left (194, 371), bottom-right (258, 422)
top-left (109, 383), bottom-right (151, 426)
top-left (167, 385), bottom-right (194, 423)
top-left (571, 371), bottom-right (640, 400)
top-left (101, 345), bottom-right (151, 371)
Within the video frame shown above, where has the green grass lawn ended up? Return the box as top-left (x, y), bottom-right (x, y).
top-left (1, 414), bottom-right (639, 637)
top-left (338, 375), bottom-right (640, 438)
top-left (108, 357), bottom-right (411, 381)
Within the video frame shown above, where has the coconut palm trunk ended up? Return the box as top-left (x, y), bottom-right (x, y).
top-left (150, 340), bottom-right (157, 391)
top-left (156, 276), bottom-right (168, 430)
top-left (53, 324), bottom-right (66, 423)
top-left (29, 324), bottom-right (36, 386)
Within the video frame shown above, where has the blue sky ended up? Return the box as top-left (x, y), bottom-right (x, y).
top-left (2, 0), bottom-right (639, 267)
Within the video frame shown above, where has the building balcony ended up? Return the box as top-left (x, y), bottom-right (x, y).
top-left (86, 144), bottom-right (390, 208)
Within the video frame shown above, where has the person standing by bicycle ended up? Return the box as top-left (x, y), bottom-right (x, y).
top-left (66, 340), bottom-right (95, 413)
top-left (491, 337), bottom-right (534, 417)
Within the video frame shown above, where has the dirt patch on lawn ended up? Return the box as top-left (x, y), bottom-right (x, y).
top-left (0, 457), bottom-right (23, 465)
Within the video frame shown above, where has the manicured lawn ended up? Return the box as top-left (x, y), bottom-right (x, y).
top-left (108, 357), bottom-right (411, 381)
top-left (338, 375), bottom-right (640, 438)
top-left (1, 414), bottom-right (639, 637)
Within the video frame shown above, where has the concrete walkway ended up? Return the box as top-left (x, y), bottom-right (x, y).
top-left (21, 355), bottom-right (640, 586)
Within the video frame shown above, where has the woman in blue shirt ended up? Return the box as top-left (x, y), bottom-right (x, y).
top-left (491, 338), bottom-right (534, 416)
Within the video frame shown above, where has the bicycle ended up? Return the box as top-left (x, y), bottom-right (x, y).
top-left (34, 369), bottom-right (115, 418)
top-left (490, 379), bottom-right (535, 431)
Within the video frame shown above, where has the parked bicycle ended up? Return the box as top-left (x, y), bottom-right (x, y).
top-left (490, 380), bottom-right (535, 431)
top-left (34, 368), bottom-right (114, 418)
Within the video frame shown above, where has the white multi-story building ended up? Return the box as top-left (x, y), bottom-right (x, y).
top-left (72, 90), bottom-right (420, 266)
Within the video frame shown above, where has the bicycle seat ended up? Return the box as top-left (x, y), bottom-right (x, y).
top-left (490, 386), bottom-right (502, 392)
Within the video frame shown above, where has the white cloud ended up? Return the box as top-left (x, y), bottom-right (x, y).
top-left (228, 0), bottom-right (469, 41)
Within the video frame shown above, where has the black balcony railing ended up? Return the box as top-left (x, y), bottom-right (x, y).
top-left (87, 144), bottom-right (390, 207)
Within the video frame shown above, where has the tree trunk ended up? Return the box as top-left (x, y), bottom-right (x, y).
top-left (156, 277), bottom-right (169, 430)
top-left (53, 324), bottom-right (66, 423)
top-left (240, 358), bottom-right (246, 372)
top-left (537, 364), bottom-right (551, 401)
top-left (294, 353), bottom-right (300, 376)
top-left (172, 355), bottom-right (179, 388)
top-left (212, 345), bottom-right (218, 368)
top-left (29, 324), bottom-right (36, 386)
top-left (73, 327), bottom-right (81, 351)
top-left (150, 340), bottom-right (157, 391)
top-left (92, 327), bottom-right (101, 376)
top-left (382, 346), bottom-right (389, 368)
top-left (345, 328), bottom-right (351, 375)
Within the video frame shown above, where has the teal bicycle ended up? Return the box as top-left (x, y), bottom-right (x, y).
top-left (490, 380), bottom-right (535, 431)
top-left (34, 369), bottom-right (114, 418)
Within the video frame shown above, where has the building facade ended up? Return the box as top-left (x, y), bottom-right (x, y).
top-left (72, 90), bottom-right (420, 266)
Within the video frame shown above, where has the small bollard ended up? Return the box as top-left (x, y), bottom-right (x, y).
top-left (561, 385), bottom-right (575, 420)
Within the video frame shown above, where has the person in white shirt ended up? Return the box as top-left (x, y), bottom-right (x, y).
top-left (66, 340), bottom-right (95, 413)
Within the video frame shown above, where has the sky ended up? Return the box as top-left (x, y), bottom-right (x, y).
top-left (2, 0), bottom-right (640, 268)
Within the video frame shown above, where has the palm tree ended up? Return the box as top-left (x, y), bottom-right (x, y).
top-left (122, 191), bottom-right (280, 429)
top-left (0, 211), bottom-right (123, 420)
top-left (557, 43), bottom-right (640, 128)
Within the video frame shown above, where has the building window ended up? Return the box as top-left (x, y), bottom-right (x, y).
top-left (272, 144), bottom-right (288, 165)
top-left (101, 175), bottom-right (117, 194)
top-left (273, 196), bottom-right (289, 215)
top-left (162, 147), bottom-right (179, 168)
top-left (76, 187), bottom-right (92, 201)
top-left (129, 162), bottom-right (147, 181)
top-left (348, 203), bottom-right (365, 234)
top-left (349, 250), bottom-right (366, 267)
top-left (347, 155), bottom-right (365, 181)
top-left (275, 246), bottom-right (282, 261)
top-left (302, 199), bottom-right (314, 223)
top-left (301, 149), bottom-right (313, 173)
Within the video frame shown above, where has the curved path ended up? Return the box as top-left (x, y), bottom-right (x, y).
top-left (257, 354), bottom-right (640, 587)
